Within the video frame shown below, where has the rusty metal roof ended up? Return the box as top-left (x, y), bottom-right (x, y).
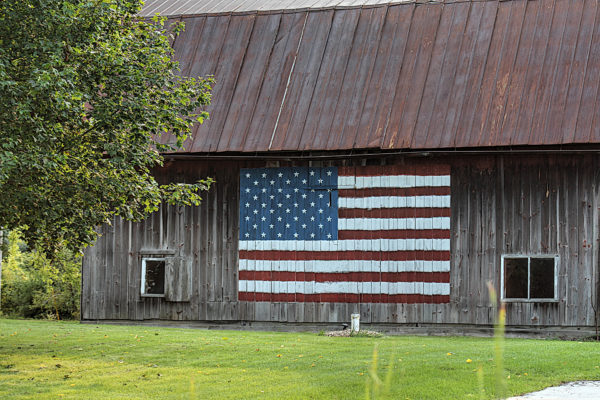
top-left (159, 0), bottom-right (600, 153)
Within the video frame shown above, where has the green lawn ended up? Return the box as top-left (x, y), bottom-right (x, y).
top-left (1, 319), bottom-right (599, 399)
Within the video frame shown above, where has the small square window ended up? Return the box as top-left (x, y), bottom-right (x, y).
top-left (502, 255), bottom-right (558, 302)
top-left (141, 258), bottom-right (166, 297)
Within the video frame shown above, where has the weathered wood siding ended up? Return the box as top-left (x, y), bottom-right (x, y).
top-left (82, 155), bottom-right (600, 327)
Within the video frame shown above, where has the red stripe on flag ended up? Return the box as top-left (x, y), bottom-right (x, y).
top-left (238, 292), bottom-right (450, 304)
top-left (239, 271), bottom-right (450, 283)
top-left (239, 250), bottom-right (450, 261)
top-left (338, 229), bottom-right (450, 239)
top-left (338, 165), bottom-right (450, 176)
top-left (338, 208), bottom-right (450, 218)
top-left (338, 187), bottom-right (450, 197)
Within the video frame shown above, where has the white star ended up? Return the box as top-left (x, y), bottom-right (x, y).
top-left (253, 224), bottom-right (258, 229)
top-left (327, 233), bottom-right (332, 239)
top-left (269, 224), bottom-right (274, 229)
top-left (245, 203), bottom-right (250, 207)
top-left (269, 209), bottom-right (275, 214)
top-left (254, 181), bottom-right (258, 186)
top-left (294, 203), bottom-right (299, 207)
top-left (285, 208), bottom-right (291, 213)
top-left (327, 170), bottom-right (332, 176)
top-left (253, 209), bottom-right (258, 214)
top-left (270, 180), bottom-right (275, 185)
top-left (277, 233), bottom-right (282, 238)
top-left (245, 188), bottom-right (251, 193)
top-left (286, 179), bottom-right (291, 184)
top-left (294, 188), bottom-right (299, 193)
top-left (277, 188), bottom-right (283, 193)
top-left (301, 194), bottom-right (307, 199)
top-left (294, 216), bottom-right (299, 221)
top-left (245, 232), bottom-right (250, 237)
top-left (310, 216), bottom-right (315, 221)
top-left (302, 209), bottom-right (307, 214)
top-left (327, 216), bottom-right (332, 222)
top-left (262, 188), bottom-right (267, 193)
top-left (302, 224), bottom-right (307, 229)
top-left (310, 189), bottom-right (315, 193)
top-left (310, 202), bottom-right (315, 207)
top-left (310, 233), bottom-right (315, 238)
top-left (277, 217), bottom-right (282, 222)
top-left (261, 216), bottom-right (266, 221)
top-left (278, 172), bottom-right (283, 178)
top-left (261, 203), bottom-right (267, 208)
top-left (310, 171), bottom-right (315, 176)
top-left (277, 203), bottom-right (283, 208)
top-left (285, 194), bottom-right (291, 199)
top-left (245, 216), bottom-right (250, 221)
top-left (302, 179), bottom-right (307, 184)
top-left (245, 173), bottom-right (251, 178)
top-left (293, 233), bottom-right (299, 238)
top-left (270, 195), bottom-right (275, 200)
top-left (318, 209), bottom-right (323, 214)
top-left (285, 223), bottom-right (290, 228)
top-left (253, 195), bottom-right (258, 200)
top-left (262, 173), bottom-right (267, 178)
top-left (318, 223), bottom-right (323, 229)
top-left (317, 178), bottom-right (323, 184)
top-left (293, 172), bottom-right (299, 177)
top-left (318, 193), bottom-right (324, 198)
top-left (261, 232), bottom-right (266, 237)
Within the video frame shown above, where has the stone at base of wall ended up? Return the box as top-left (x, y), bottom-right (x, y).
top-left (80, 319), bottom-right (600, 340)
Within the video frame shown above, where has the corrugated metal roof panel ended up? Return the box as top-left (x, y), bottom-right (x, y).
top-left (161, 0), bottom-right (600, 152)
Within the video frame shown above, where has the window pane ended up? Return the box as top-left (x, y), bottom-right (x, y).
top-left (504, 258), bottom-right (528, 299)
top-left (530, 258), bottom-right (555, 299)
top-left (145, 260), bottom-right (165, 295)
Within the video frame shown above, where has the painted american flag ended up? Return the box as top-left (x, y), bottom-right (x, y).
top-left (238, 165), bottom-right (451, 304)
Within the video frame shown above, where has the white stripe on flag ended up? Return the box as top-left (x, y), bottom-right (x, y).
top-left (238, 259), bottom-right (451, 273)
top-left (239, 238), bottom-right (450, 251)
top-left (338, 175), bottom-right (450, 189)
top-left (239, 280), bottom-right (450, 295)
top-left (338, 217), bottom-right (450, 230)
top-left (338, 195), bottom-right (450, 208)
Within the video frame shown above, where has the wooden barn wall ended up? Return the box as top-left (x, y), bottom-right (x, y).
top-left (81, 155), bottom-right (600, 327)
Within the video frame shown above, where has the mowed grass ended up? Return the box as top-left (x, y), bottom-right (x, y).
top-left (1, 319), bottom-right (600, 399)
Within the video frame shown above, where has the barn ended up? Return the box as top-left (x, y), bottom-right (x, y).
top-left (82, 0), bottom-right (600, 336)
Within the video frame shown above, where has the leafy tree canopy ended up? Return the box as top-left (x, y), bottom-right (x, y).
top-left (0, 0), bottom-right (213, 256)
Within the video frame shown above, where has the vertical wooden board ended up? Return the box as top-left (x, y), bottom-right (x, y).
top-left (564, 0), bottom-right (597, 143)
top-left (411, 3), bottom-right (456, 149)
top-left (530, 0), bottom-right (572, 146)
top-left (81, 248), bottom-right (92, 320)
top-left (218, 14), bottom-right (282, 152)
top-left (464, 2), bottom-right (511, 147)
top-left (173, 17), bottom-right (207, 77)
top-left (481, 1), bottom-right (526, 147)
top-left (187, 15), bottom-right (231, 151)
top-left (244, 12), bottom-right (307, 152)
top-left (437, 2), bottom-right (485, 149)
top-left (545, 0), bottom-right (587, 144)
top-left (499, 0), bottom-right (540, 146)
top-left (382, 4), bottom-right (435, 149)
top-left (581, 11), bottom-right (600, 143)
top-left (452, 1), bottom-right (497, 148)
top-left (269, 10), bottom-right (335, 150)
top-left (512, 0), bottom-right (555, 145)
top-left (359, 303), bottom-right (371, 324)
top-left (299, 10), bottom-right (360, 151)
top-left (206, 15), bottom-right (256, 153)
top-left (358, 4), bottom-right (413, 149)
top-left (255, 302), bottom-right (271, 322)
top-left (303, 302), bottom-right (316, 323)
top-left (327, 6), bottom-right (387, 150)
top-left (577, 163), bottom-right (592, 325)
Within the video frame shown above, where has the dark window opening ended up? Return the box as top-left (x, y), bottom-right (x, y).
top-left (143, 259), bottom-right (165, 296)
top-left (503, 256), bottom-right (556, 301)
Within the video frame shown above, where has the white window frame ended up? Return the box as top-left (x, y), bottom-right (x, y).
top-left (500, 254), bottom-right (559, 302)
top-left (140, 257), bottom-right (167, 297)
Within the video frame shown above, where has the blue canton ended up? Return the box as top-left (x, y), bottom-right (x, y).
top-left (239, 167), bottom-right (338, 241)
